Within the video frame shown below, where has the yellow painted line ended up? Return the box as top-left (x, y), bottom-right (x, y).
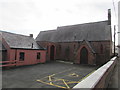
top-left (37, 80), bottom-right (67, 89)
top-left (52, 67), bottom-right (76, 76)
top-left (54, 78), bottom-right (72, 82)
top-left (68, 73), bottom-right (79, 77)
top-left (62, 79), bottom-right (70, 89)
top-left (66, 81), bottom-right (79, 84)
top-left (48, 76), bottom-right (51, 81)
top-left (48, 76), bottom-right (53, 84)
top-left (55, 79), bottom-right (64, 81)
top-left (40, 74), bottom-right (55, 80)
top-left (54, 81), bottom-right (79, 85)
top-left (49, 74), bottom-right (55, 77)
top-left (36, 68), bottom-right (95, 89)
top-left (37, 68), bottom-right (76, 81)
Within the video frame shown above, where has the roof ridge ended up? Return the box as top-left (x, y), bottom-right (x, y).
top-left (57, 20), bottom-right (108, 28)
top-left (0, 30), bottom-right (32, 38)
top-left (1, 30), bottom-right (44, 49)
top-left (40, 30), bottom-right (56, 32)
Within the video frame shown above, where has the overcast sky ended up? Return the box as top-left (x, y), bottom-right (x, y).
top-left (0, 0), bottom-right (119, 42)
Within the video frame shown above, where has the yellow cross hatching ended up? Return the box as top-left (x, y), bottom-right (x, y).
top-left (36, 68), bottom-right (96, 89)
top-left (37, 79), bottom-right (67, 89)
top-left (37, 75), bottom-right (77, 89)
top-left (68, 73), bottom-right (79, 77)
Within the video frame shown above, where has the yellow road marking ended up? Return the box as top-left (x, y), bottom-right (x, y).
top-left (40, 74), bottom-right (55, 80)
top-left (54, 78), bottom-right (69, 82)
top-left (36, 69), bottom-right (96, 89)
top-left (37, 80), bottom-right (66, 89)
top-left (48, 76), bottom-right (53, 84)
top-left (53, 81), bottom-right (79, 85)
top-left (53, 67), bottom-right (76, 76)
top-left (49, 74), bottom-right (55, 77)
top-left (68, 73), bottom-right (79, 77)
top-left (66, 81), bottom-right (79, 84)
top-left (38, 68), bottom-right (76, 81)
top-left (62, 79), bottom-right (70, 89)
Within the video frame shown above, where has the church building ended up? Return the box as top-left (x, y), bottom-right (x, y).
top-left (36, 9), bottom-right (112, 65)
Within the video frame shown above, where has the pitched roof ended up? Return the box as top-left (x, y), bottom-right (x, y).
top-left (36, 30), bottom-right (56, 42)
top-left (0, 30), bottom-right (44, 50)
top-left (36, 20), bottom-right (112, 42)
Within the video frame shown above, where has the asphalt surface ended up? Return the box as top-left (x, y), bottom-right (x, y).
top-left (2, 61), bottom-right (97, 89)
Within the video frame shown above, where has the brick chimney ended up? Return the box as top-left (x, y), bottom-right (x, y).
top-left (108, 9), bottom-right (111, 25)
top-left (29, 34), bottom-right (33, 37)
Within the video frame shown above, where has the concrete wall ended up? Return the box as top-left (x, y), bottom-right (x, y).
top-left (73, 57), bottom-right (117, 89)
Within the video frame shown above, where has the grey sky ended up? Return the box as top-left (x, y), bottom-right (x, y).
top-left (0, 0), bottom-right (119, 42)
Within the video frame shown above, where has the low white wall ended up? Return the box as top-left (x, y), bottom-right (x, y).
top-left (73, 57), bottom-right (117, 89)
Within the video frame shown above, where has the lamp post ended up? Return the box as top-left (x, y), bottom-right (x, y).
top-left (114, 25), bottom-right (116, 56)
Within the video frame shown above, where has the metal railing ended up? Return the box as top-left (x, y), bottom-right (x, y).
top-left (0, 60), bottom-right (17, 67)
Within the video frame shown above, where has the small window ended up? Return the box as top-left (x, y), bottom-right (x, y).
top-left (37, 52), bottom-right (41, 59)
top-left (19, 52), bottom-right (25, 61)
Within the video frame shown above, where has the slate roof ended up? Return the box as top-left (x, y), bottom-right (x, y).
top-left (36, 20), bottom-right (112, 42)
top-left (0, 30), bottom-right (44, 50)
top-left (36, 30), bottom-right (56, 42)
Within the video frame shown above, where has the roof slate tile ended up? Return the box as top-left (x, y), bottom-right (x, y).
top-left (0, 31), bottom-right (44, 50)
top-left (36, 20), bottom-right (111, 42)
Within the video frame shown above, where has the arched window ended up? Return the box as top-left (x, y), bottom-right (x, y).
top-left (100, 44), bottom-right (103, 54)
